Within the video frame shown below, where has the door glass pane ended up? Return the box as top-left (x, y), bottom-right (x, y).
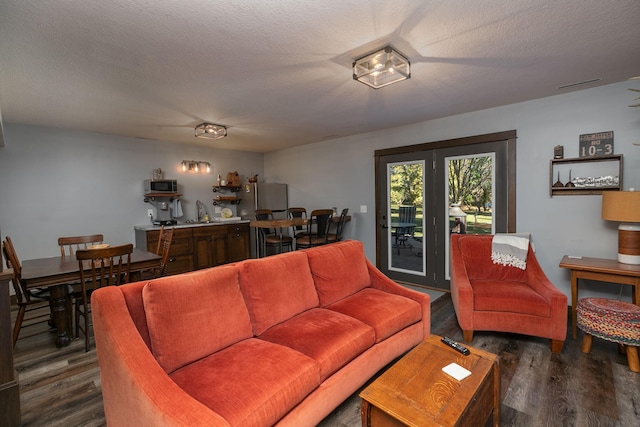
top-left (444, 153), bottom-right (495, 279)
top-left (388, 161), bottom-right (425, 275)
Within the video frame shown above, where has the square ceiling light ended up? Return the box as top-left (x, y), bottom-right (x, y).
top-left (353, 46), bottom-right (411, 89)
top-left (195, 122), bottom-right (227, 140)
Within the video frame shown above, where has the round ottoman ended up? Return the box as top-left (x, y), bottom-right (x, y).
top-left (577, 298), bottom-right (640, 373)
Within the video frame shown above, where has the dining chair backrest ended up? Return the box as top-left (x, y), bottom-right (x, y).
top-left (155, 226), bottom-right (174, 277)
top-left (58, 234), bottom-right (104, 257)
top-left (333, 208), bottom-right (349, 241)
top-left (75, 243), bottom-right (133, 351)
top-left (3, 236), bottom-right (54, 348)
top-left (309, 209), bottom-right (334, 238)
top-left (2, 236), bottom-right (26, 302)
top-left (255, 209), bottom-right (275, 234)
top-left (288, 207), bottom-right (307, 235)
top-left (76, 243), bottom-right (133, 290)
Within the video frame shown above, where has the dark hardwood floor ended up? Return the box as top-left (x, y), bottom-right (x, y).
top-left (11, 294), bottom-right (640, 426)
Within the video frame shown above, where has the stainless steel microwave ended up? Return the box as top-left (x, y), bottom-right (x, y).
top-left (144, 179), bottom-right (178, 193)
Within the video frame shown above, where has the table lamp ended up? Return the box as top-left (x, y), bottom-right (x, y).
top-left (601, 189), bottom-right (640, 264)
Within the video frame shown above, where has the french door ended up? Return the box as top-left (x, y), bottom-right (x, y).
top-left (375, 131), bottom-right (516, 291)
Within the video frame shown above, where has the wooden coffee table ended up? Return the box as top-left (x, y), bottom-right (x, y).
top-left (360, 335), bottom-right (499, 427)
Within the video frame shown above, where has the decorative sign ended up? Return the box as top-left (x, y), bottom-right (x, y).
top-left (579, 131), bottom-right (614, 158)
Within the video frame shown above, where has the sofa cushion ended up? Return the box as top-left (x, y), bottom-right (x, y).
top-left (327, 288), bottom-right (422, 343)
top-left (238, 251), bottom-right (319, 336)
top-left (170, 338), bottom-right (320, 427)
top-left (142, 265), bottom-right (253, 374)
top-left (472, 279), bottom-right (551, 317)
top-left (306, 240), bottom-right (371, 306)
top-left (259, 308), bottom-right (375, 380)
top-left (119, 280), bottom-right (152, 349)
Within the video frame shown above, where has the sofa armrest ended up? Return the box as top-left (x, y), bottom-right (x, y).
top-left (92, 287), bottom-right (231, 427)
top-left (365, 259), bottom-right (430, 337)
top-left (449, 236), bottom-right (474, 331)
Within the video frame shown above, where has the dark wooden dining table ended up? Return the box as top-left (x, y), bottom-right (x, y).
top-left (20, 248), bottom-right (161, 347)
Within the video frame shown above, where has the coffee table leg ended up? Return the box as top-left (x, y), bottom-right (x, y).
top-left (49, 284), bottom-right (71, 347)
top-left (361, 400), bottom-right (371, 426)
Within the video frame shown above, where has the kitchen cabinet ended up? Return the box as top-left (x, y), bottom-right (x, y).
top-left (227, 224), bottom-right (251, 262)
top-left (193, 226), bottom-right (227, 269)
top-left (134, 222), bottom-right (250, 275)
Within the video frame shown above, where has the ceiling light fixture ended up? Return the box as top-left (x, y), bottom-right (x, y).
top-left (353, 46), bottom-right (410, 89)
top-left (195, 122), bottom-right (227, 140)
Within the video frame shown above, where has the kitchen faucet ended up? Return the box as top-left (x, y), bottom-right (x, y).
top-left (196, 200), bottom-right (208, 222)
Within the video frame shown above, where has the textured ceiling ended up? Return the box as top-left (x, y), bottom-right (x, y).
top-left (1, 0), bottom-right (639, 153)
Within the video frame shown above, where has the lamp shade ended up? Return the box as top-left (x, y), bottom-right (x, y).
top-left (602, 191), bottom-right (640, 222)
top-left (449, 203), bottom-right (466, 218)
top-left (602, 190), bottom-right (640, 264)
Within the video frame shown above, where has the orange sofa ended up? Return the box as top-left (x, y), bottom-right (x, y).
top-left (449, 234), bottom-right (567, 353)
top-left (91, 240), bottom-right (430, 426)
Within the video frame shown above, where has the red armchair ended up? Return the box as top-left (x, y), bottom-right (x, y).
top-left (450, 234), bottom-right (567, 353)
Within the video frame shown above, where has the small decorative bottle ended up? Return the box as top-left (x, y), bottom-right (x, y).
top-left (217, 174), bottom-right (221, 186)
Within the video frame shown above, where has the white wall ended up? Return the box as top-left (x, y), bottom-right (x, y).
top-left (267, 81), bottom-right (640, 300)
top-left (0, 124), bottom-right (263, 259)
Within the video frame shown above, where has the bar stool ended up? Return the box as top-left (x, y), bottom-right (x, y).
top-left (577, 297), bottom-right (640, 372)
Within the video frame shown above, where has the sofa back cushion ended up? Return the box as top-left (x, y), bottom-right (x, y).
top-left (142, 265), bottom-right (253, 374)
top-left (119, 280), bottom-right (152, 349)
top-left (457, 235), bottom-right (529, 282)
top-left (307, 240), bottom-right (371, 306)
top-left (237, 251), bottom-right (319, 336)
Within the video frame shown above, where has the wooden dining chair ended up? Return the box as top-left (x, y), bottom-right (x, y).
top-left (327, 208), bottom-right (349, 243)
top-left (295, 209), bottom-right (334, 249)
top-left (2, 236), bottom-right (54, 347)
top-left (141, 225), bottom-right (174, 279)
top-left (255, 209), bottom-right (293, 256)
top-left (75, 243), bottom-right (133, 352)
top-left (155, 226), bottom-right (175, 277)
top-left (58, 234), bottom-right (104, 257)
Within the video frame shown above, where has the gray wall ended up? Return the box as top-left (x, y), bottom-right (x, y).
top-left (267, 81), bottom-right (640, 300)
top-left (0, 125), bottom-right (263, 258)
top-left (1, 81), bottom-right (638, 302)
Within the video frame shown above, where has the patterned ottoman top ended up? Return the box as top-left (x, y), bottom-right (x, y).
top-left (577, 298), bottom-right (640, 345)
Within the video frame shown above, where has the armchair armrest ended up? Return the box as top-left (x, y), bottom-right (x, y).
top-left (449, 236), bottom-right (474, 331)
top-left (92, 287), bottom-right (230, 427)
top-left (365, 259), bottom-right (430, 337)
top-left (523, 252), bottom-right (568, 340)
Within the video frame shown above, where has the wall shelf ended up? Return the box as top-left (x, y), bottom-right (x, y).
top-left (212, 185), bottom-right (241, 193)
top-left (549, 154), bottom-right (622, 196)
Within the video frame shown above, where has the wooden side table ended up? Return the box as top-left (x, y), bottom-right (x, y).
top-left (360, 335), bottom-right (499, 427)
top-left (559, 255), bottom-right (640, 339)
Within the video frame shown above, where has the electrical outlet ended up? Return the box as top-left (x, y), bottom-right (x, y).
top-left (147, 209), bottom-right (154, 218)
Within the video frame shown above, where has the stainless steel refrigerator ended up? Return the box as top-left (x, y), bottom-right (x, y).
top-left (240, 182), bottom-right (288, 257)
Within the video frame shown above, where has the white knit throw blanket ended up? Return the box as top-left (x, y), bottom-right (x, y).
top-left (491, 233), bottom-right (530, 270)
